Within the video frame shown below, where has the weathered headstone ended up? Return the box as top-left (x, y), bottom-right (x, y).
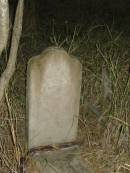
top-left (27, 47), bottom-right (82, 149)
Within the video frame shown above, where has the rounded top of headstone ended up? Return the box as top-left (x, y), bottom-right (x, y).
top-left (28, 47), bottom-right (70, 66)
top-left (42, 46), bottom-right (65, 52)
top-left (41, 46), bottom-right (69, 58)
top-left (28, 46), bottom-right (82, 69)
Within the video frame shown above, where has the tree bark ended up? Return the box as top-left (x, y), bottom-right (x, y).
top-left (0, 0), bottom-right (9, 56)
top-left (0, 0), bottom-right (24, 104)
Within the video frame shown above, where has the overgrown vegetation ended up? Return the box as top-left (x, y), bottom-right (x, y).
top-left (0, 10), bottom-right (130, 173)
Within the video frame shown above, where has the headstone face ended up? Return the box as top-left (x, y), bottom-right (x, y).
top-left (27, 47), bottom-right (82, 149)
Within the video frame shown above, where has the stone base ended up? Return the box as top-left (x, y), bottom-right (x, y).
top-left (24, 146), bottom-right (94, 173)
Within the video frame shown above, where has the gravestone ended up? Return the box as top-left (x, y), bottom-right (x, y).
top-left (27, 47), bottom-right (82, 149)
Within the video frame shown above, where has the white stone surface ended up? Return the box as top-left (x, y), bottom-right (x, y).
top-left (27, 47), bottom-right (82, 149)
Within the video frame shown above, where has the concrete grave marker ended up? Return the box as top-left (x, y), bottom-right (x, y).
top-left (27, 47), bottom-right (82, 149)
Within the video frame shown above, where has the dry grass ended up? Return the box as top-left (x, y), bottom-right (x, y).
top-left (78, 25), bottom-right (130, 172)
top-left (0, 21), bottom-right (129, 172)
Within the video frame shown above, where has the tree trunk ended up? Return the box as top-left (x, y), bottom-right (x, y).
top-left (0, 0), bottom-right (9, 56)
top-left (0, 0), bottom-right (24, 104)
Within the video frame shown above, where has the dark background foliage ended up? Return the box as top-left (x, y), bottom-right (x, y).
top-left (27, 0), bottom-right (130, 27)
top-left (9, 0), bottom-right (130, 33)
